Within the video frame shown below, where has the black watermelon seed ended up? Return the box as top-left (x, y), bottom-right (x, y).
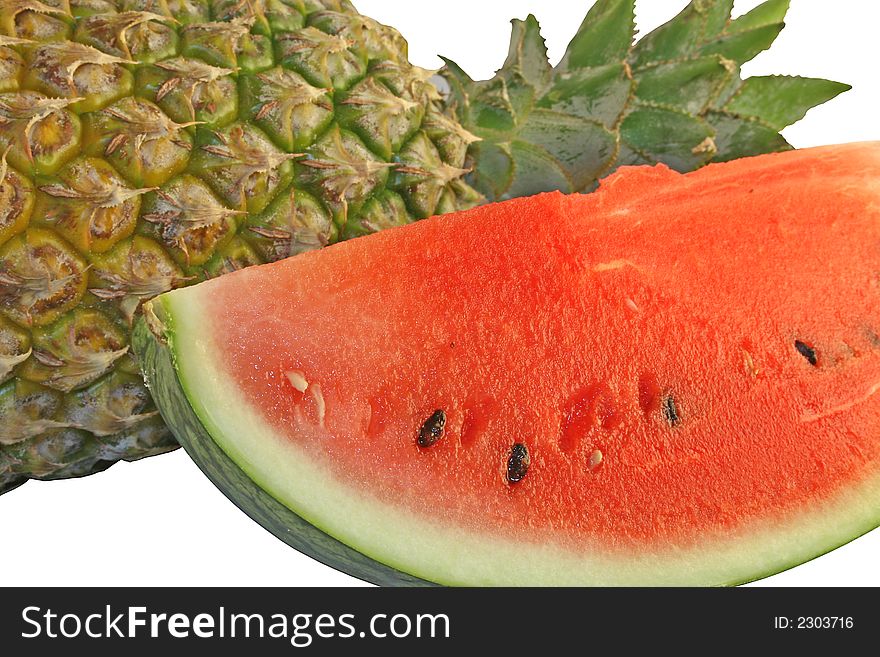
top-left (507, 443), bottom-right (530, 484)
top-left (417, 410), bottom-right (446, 448)
top-left (662, 395), bottom-right (681, 427)
top-left (795, 340), bottom-right (818, 366)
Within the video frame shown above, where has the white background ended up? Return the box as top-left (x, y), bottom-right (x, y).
top-left (3, 1), bottom-right (879, 587)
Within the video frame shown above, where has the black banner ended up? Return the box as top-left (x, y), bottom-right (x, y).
top-left (0, 587), bottom-right (874, 654)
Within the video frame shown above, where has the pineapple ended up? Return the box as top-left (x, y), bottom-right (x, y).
top-left (0, 0), bottom-right (848, 493)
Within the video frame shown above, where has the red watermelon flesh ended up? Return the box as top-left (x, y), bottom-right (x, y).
top-left (141, 142), bottom-right (880, 585)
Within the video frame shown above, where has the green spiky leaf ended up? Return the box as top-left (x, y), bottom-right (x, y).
top-left (538, 63), bottom-right (633, 127)
top-left (630, 0), bottom-right (734, 67)
top-left (700, 22), bottom-right (783, 64)
top-left (724, 76), bottom-right (851, 131)
top-left (729, 0), bottom-right (789, 31)
top-left (502, 15), bottom-right (552, 90)
top-left (506, 141), bottom-right (573, 198)
top-left (619, 107), bottom-right (716, 171)
top-left (518, 109), bottom-right (617, 190)
top-left (436, 56), bottom-right (476, 122)
top-left (699, 0), bottom-right (789, 63)
top-left (559, 0), bottom-right (635, 71)
top-left (468, 141), bottom-right (515, 200)
top-left (706, 111), bottom-right (791, 162)
top-left (466, 77), bottom-right (519, 137)
top-left (438, 0), bottom-right (848, 202)
top-left (636, 55), bottom-right (735, 114)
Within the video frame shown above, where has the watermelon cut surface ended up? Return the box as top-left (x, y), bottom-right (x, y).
top-left (135, 142), bottom-right (880, 586)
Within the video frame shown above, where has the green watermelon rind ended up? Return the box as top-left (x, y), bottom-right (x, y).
top-left (133, 315), bottom-right (433, 587)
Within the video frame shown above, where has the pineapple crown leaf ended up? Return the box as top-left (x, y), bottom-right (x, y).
top-left (501, 15), bottom-right (552, 91)
top-left (439, 0), bottom-right (848, 201)
top-left (630, 0), bottom-right (734, 67)
top-left (731, 0), bottom-right (790, 31)
top-left (634, 54), bottom-right (736, 115)
top-left (721, 75), bottom-right (851, 132)
top-left (631, 0), bottom-right (789, 68)
top-left (559, 0), bottom-right (635, 72)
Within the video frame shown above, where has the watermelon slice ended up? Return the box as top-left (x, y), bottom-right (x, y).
top-left (134, 142), bottom-right (880, 586)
